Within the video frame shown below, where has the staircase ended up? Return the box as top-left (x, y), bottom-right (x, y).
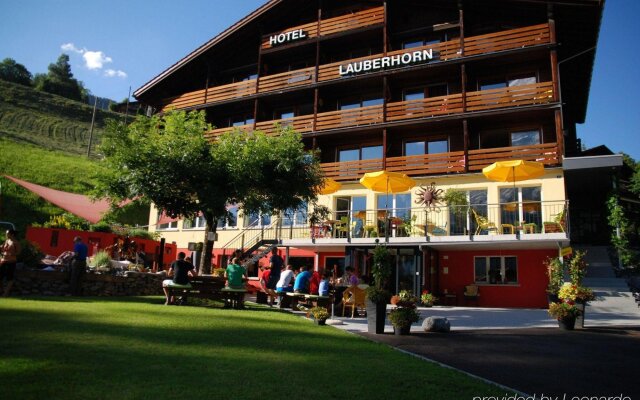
top-left (220, 218), bottom-right (282, 266)
top-left (577, 246), bottom-right (640, 327)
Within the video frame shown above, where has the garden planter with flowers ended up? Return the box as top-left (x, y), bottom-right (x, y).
top-left (548, 301), bottom-right (581, 330)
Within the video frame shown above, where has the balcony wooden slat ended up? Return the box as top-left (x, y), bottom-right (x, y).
top-left (467, 143), bottom-right (559, 170)
top-left (260, 6), bottom-right (384, 50)
top-left (321, 158), bottom-right (384, 181)
top-left (386, 151), bottom-right (466, 175)
top-left (465, 82), bottom-right (554, 112)
top-left (463, 23), bottom-right (550, 56)
top-left (161, 89), bottom-right (207, 112)
top-left (315, 104), bottom-right (384, 130)
top-left (206, 80), bottom-right (256, 103)
top-left (319, 7), bottom-right (384, 36)
top-left (386, 94), bottom-right (464, 121)
top-left (254, 115), bottom-right (315, 136)
top-left (258, 67), bottom-right (316, 93)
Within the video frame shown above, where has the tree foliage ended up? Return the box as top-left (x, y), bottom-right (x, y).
top-left (0, 58), bottom-right (32, 86)
top-left (34, 54), bottom-right (87, 102)
top-left (96, 110), bottom-right (324, 273)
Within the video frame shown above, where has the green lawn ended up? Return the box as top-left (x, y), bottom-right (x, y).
top-left (0, 297), bottom-right (506, 400)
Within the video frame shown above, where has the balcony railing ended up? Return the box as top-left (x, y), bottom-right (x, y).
top-left (261, 6), bottom-right (384, 50)
top-left (161, 23), bottom-right (551, 111)
top-left (467, 142), bottom-right (559, 171)
top-left (275, 201), bottom-right (568, 242)
top-left (320, 143), bottom-right (558, 180)
top-left (206, 81), bottom-right (555, 138)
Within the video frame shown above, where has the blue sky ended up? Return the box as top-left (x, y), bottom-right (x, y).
top-left (1, 0), bottom-right (638, 159)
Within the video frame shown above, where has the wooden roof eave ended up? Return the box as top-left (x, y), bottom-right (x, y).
top-left (133, 0), bottom-right (282, 101)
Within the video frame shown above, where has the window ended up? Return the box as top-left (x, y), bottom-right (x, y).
top-left (404, 139), bottom-right (448, 156)
top-left (282, 202), bottom-right (308, 227)
top-left (231, 115), bottom-right (254, 127)
top-left (475, 256), bottom-right (518, 284)
top-left (184, 215), bottom-right (206, 230)
top-left (450, 190), bottom-right (487, 235)
top-left (244, 211), bottom-right (271, 228)
top-left (500, 187), bottom-right (541, 228)
top-left (339, 145), bottom-right (382, 161)
top-left (511, 130), bottom-right (540, 146)
top-left (157, 221), bottom-right (178, 230)
top-left (217, 206), bottom-right (238, 229)
top-left (339, 96), bottom-right (383, 110)
top-left (377, 193), bottom-right (411, 219)
top-left (479, 74), bottom-right (537, 91)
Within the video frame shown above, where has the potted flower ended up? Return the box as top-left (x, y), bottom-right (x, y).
top-left (420, 290), bottom-right (438, 307)
top-left (390, 290), bottom-right (419, 307)
top-left (310, 306), bottom-right (329, 325)
top-left (388, 306), bottom-right (420, 335)
top-left (548, 300), bottom-right (581, 330)
top-left (365, 244), bottom-right (392, 334)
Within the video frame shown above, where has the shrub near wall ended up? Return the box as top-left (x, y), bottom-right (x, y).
top-left (11, 269), bottom-right (165, 297)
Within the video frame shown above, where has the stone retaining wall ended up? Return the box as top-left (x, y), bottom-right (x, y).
top-left (11, 269), bottom-right (165, 297)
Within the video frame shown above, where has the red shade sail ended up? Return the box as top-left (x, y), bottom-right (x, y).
top-left (4, 175), bottom-right (129, 224)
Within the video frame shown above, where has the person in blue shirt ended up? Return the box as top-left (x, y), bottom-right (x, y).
top-left (293, 266), bottom-right (311, 294)
top-left (70, 236), bottom-right (88, 296)
top-left (318, 270), bottom-right (331, 296)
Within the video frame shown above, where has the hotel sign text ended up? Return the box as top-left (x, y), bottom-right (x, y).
top-left (269, 29), bottom-right (308, 46)
top-left (338, 49), bottom-right (435, 76)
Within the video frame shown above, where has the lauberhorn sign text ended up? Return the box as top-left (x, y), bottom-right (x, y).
top-left (339, 49), bottom-right (435, 76)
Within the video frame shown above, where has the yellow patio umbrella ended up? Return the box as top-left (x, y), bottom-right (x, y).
top-left (360, 170), bottom-right (416, 209)
top-left (483, 159), bottom-right (544, 202)
top-left (482, 160), bottom-right (544, 183)
top-left (318, 178), bottom-right (342, 195)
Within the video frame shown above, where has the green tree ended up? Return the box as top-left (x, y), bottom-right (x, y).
top-left (96, 110), bottom-right (324, 273)
top-left (34, 54), bottom-right (87, 102)
top-left (0, 58), bottom-right (32, 86)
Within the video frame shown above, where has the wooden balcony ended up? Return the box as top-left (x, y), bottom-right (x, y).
top-left (322, 143), bottom-right (559, 181)
top-left (206, 81), bottom-right (555, 139)
top-left (161, 23), bottom-right (551, 111)
top-left (467, 143), bottom-right (560, 171)
top-left (260, 6), bottom-right (384, 50)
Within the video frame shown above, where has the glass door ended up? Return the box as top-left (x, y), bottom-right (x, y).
top-left (395, 248), bottom-right (420, 295)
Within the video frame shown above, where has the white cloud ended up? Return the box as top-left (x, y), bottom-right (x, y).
top-left (61, 43), bottom-right (83, 54)
top-left (104, 69), bottom-right (127, 78)
top-left (83, 51), bottom-right (112, 70)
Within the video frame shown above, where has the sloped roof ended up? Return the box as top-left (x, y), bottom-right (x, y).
top-left (134, 0), bottom-right (281, 99)
top-left (4, 175), bottom-right (121, 224)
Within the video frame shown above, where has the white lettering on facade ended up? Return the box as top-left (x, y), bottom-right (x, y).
top-left (339, 48), bottom-right (435, 76)
top-left (269, 29), bottom-right (308, 46)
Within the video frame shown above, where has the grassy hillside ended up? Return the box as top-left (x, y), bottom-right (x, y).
top-left (0, 79), bottom-right (123, 156)
top-left (0, 82), bottom-right (149, 233)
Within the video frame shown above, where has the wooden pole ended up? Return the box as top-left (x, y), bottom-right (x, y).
top-left (87, 95), bottom-right (98, 157)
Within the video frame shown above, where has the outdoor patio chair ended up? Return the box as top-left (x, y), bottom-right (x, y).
top-left (543, 207), bottom-right (566, 233)
top-left (471, 209), bottom-right (498, 235)
top-left (463, 285), bottom-right (480, 306)
top-left (334, 216), bottom-right (349, 238)
top-left (342, 286), bottom-right (366, 318)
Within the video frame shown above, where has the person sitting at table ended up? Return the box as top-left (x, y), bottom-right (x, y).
top-left (343, 266), bottom-right (360, 287)
top-left (259, 266), bottom-right (278, 307)
top-left (309, 269), bottom-right (321, 295)
top-left (162, 252), bottom-right (198, 305)
top-left (276, 264), bottom-right (294, 293)
top-left (225, 257), bottom-right (247, 289)
top-left (318, 270), bottom-right (331, 296)
top-left (293, 266), bottom-right (311, 294)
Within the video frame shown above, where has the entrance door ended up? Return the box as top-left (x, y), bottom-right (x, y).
top-left (395, 248), bottom-right (421, 294)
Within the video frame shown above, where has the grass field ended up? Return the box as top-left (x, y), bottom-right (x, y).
top-left (0, 297), bottom-right (507, 400)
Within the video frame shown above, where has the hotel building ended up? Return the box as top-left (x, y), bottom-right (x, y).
top-left (134, 0), bottom-right (605, 308)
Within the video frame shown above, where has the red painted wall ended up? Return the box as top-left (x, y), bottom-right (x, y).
top-left (437, 248), bottom-right (555, 309)
top-left (26, 226), bottom-right (176, 269)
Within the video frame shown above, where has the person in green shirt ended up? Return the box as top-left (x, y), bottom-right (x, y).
top-left (225, 257), bottom-right (247, 289)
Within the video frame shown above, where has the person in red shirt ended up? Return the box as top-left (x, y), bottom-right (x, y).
top-left (259, 266), bottom-right (277, 306)
top-left (309, 269), bottom-right (321, 295)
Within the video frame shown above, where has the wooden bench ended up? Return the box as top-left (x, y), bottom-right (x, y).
top-left (166, 276), bottom-right (246, 309)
